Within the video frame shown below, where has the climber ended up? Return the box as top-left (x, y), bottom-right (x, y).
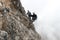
top-left (27, 10), bottom-right (32, 21)
top-left (27, 10), bottom-right (37, 22)
top-left (32, 12), bottom-right (37, 22)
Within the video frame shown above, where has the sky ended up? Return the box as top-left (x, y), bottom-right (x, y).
top-left (21, 0), bottom-right (60, 40)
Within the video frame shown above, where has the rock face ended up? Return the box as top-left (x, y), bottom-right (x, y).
top-left (0, 0), bottom-right (41, 40)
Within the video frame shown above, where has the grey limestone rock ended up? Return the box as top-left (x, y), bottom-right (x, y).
top-left (0, 0), bottom-right (41, 40)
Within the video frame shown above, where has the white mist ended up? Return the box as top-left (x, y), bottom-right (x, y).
top-left (21, 0), bottom-right (60, 40)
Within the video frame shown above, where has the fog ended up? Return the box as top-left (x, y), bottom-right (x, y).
top-left (21, 0), bottom-right (60, 40)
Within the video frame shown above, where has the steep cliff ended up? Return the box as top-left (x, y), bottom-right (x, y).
top-left (0, 0), bottom-right (41, 40)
